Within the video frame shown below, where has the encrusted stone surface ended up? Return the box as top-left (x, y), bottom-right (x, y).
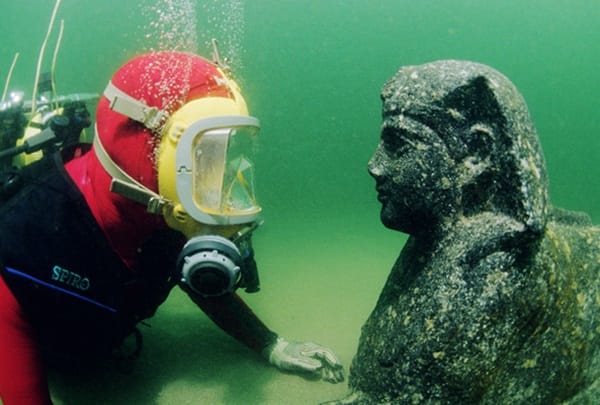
top-left (333, 61), bottom-right (600, 404)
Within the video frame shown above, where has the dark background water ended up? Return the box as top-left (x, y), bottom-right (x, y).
top-left (1, 1), bottom-right (598, 404)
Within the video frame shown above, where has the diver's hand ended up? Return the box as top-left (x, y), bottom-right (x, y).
top-left (263, 337), bottom-right (345, 383)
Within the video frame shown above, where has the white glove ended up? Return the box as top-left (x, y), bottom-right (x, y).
top-left (263, 337), bottom-right (345, 383)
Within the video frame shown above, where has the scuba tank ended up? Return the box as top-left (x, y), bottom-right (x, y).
top-left (1, 2), bottom-right (98, 201)
top-left (0, 90), bottom-right (97, 202)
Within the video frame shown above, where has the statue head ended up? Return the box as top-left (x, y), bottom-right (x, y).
top-left (369, 60), bottom-right (549, 237)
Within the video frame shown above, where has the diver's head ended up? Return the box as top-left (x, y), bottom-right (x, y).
top-left (94, 51), bottom-right (262, 296)
top-left (95, 51), bottom-right (261, 238)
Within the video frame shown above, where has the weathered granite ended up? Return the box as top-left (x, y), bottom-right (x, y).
top-left (332, 61), bottom-right (600, 404)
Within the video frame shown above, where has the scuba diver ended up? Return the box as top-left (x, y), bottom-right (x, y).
top-left (0, 51), bottom-right (344, 405)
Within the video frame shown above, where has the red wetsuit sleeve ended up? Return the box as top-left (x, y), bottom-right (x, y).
top-left (0, 276), bottom-right (52, 405)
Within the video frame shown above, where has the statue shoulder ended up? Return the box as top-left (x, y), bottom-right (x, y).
top-left (435, 212), bottom-right (530, 271)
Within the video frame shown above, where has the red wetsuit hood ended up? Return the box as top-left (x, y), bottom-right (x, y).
top-left (65, 51), bottom-right (233, 267)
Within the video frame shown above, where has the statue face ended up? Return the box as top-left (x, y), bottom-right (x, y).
top-left (368, 112), bottom-right (459, 235)
top-left (368, 60), bottom-right (549, 237)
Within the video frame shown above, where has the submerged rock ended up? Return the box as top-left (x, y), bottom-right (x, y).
top-left (333, 61), bottom-right (600, 404)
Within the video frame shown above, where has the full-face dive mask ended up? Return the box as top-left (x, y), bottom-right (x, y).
top-left (93, 51), bottom-right (262, 297)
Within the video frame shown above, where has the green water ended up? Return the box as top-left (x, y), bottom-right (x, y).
top-left (1, 1), bottom-right (598, 404)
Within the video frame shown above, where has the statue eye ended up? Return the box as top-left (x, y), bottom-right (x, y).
top-left (382, 127), bottom-right (411, 156)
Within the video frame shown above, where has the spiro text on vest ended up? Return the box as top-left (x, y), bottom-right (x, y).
top-left (51, 265), bottom-right (90, 291)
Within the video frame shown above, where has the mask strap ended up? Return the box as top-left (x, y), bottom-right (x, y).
top-left (103, 81), bottom-right (169, 130)
top-left (93, 126), bottom-right (172, 215)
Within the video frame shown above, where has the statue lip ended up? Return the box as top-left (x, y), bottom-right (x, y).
top-left (375, 182), bottom-right (387, 194)
top-left (375, 187), bottom-right (388, 202)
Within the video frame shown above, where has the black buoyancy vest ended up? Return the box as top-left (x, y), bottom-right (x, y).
top-left (0, 155), bottom-right (181, 357)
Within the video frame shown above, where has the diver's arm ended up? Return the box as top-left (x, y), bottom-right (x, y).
top-left (183, 286), bottom-right (278, 353)
top-left (182, 285), bottom-right (345, 383)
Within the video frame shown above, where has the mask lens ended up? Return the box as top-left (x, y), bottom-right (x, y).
top-left (192, 125), bottom-right (259, 216)
top-left (223, 126), bottom-right (258, 212)
top-left (192, 129), bottom-right (228, 211)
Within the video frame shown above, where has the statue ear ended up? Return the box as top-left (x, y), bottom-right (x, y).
top-left (465, 123), bottom-right (495, 160)
top-left (458, 126), bottom-right (495, 186)
top-left (444, 75), bottom-right (504, 160)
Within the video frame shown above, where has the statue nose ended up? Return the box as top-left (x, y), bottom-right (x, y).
top-left (368, 154), bottom-right (384, 177)
top-left (368, 165), bottom-right (382, 178)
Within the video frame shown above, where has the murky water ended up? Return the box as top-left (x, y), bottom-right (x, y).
top-left (1, 1), bottom-right (597, 403)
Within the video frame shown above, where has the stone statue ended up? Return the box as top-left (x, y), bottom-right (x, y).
top-left (333, 60), bottom-right (600, 404)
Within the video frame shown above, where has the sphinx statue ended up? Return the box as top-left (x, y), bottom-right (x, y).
top-left (334, 61), bottom-right (599, 404)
